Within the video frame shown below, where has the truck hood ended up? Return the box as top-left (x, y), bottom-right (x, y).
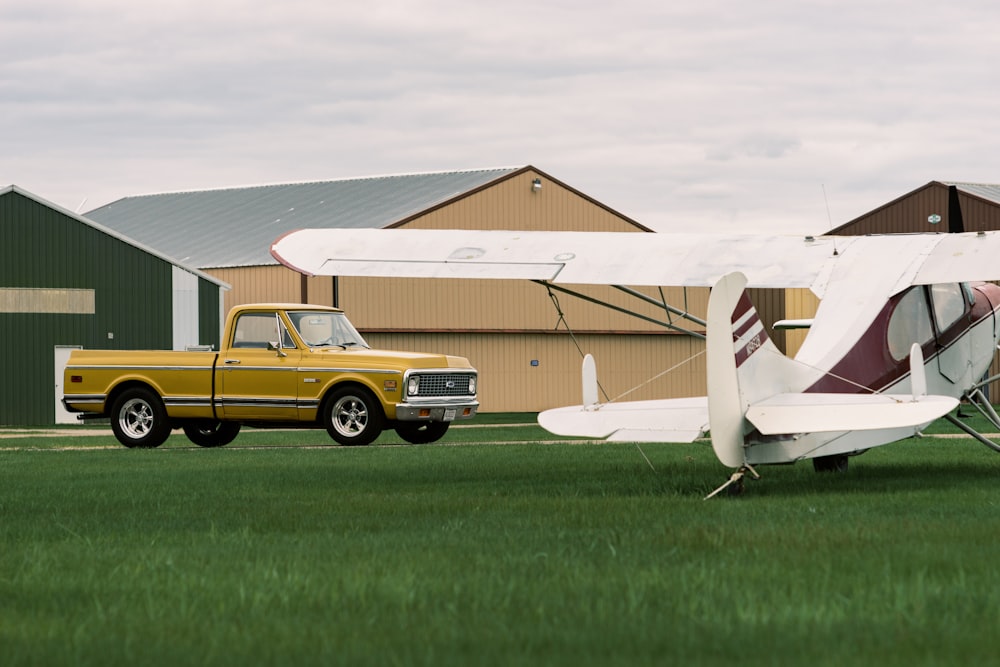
top-left (309, 347), bottom-right (474, 370)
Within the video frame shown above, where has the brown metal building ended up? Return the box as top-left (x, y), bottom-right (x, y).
top-left (87, 166), bottom-right (753, 412)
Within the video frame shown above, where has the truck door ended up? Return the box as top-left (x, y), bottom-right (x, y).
top-left (218, 311), bottom-right (300, 420)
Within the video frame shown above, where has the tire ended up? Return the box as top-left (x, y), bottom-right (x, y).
top-left (395, 421), bottom-right (450, 444)
top-left (813, 454), bottom-right (849, 473)
top-left (110, 387), bottom-right (171, 448)
top-left (323, 386), bottom-right (384, 446)
top-left (182, 420), bottom-right (241, 447)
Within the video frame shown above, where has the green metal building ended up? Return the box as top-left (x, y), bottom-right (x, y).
top-left (0, 186), bottom-right (229, 426)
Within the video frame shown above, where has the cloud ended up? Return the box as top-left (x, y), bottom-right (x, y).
top-left (3, 0), bottom-right (1000, 233)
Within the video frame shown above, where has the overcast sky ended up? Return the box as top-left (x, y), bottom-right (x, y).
top-left (4, 0), bottom-right (1000, 235)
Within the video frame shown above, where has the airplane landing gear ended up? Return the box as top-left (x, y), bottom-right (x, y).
top-left (812, 454), bottom-right (849, 473)
top-left (705, 464), bottom-right (760, 500)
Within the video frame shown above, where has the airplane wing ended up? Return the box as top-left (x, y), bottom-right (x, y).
top-left (745, 393), bottom-right (958, 435)
top-left (911, 232), bottom-right (1000, 285)
top-left (538, 392), bottom-right (956, 443)
top-left (271, 228), bottom-right (1000, 294)
top-left (271, 228), bottom-right (844, 289)
top-left (538, 397), bottom-right (709, 443)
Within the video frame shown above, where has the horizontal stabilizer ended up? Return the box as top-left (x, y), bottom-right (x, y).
top-left (773, 318), bottom-right (813, 330)
top-left (746, 393), bottom-right (958, 435)
top-left (538, 397), bottom-right (709, 443)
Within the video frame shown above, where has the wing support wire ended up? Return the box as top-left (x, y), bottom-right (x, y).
top-left (531, 281), bottom-right (707, 340)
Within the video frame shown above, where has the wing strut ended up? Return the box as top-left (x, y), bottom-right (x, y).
top-left (544, 286), bottom-right (611, 403)
top-left (944, 387), bottom-right (1000, 453)
top-left (532, 281), bottom-right (706, 339)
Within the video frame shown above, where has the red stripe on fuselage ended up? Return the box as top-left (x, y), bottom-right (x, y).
top-left (733, 292), bottom-right (769, 368)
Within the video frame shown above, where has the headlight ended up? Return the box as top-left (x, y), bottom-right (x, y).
top-left (407, 376), bottom-right (420, 396)
top-left (468, 376), bottom-right (477, 394)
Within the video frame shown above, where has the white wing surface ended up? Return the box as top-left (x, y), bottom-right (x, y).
top-left (271, 229), bottom-right (842, 288)
top-left (912, 231), bottom-right (1000, 285)
top-left (272, 228), bottom-right (1000, 293)
top-left (745, 393), bottom-right (958, 435)
top-left (538, 397), bottom-right (709, 443)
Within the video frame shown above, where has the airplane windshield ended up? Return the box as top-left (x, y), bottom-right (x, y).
top-left (287, 311), bottom-right (369, 349)
top-left (886, 287), bottom-right (933, 361)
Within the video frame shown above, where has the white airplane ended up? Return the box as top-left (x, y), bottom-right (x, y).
top-left (271, 227), bottom-right (1000, 496)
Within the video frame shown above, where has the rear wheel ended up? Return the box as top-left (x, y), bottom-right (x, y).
top-left (813, 454), bottom-right (849, 473)
top-left (110, 387), bottom-right (171, 448)
top-left (182, 420), bottom-right (241, 447)
top-left (324, 386), bottom-right (384, 446)
top-left (395, 421), bottom-right (450, 444)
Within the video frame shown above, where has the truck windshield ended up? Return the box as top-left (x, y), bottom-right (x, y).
top-left (287, 311), bottom-right (369, 349)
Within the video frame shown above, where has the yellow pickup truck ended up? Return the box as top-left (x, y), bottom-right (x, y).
top-left (62, 304), bottom-right (478, 448)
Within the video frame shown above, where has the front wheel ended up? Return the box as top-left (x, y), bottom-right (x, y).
top-left (110, 387), bottom-right (171, 448)
top-left (395, 421), bottom-right (450, 444)
top-left (323, 386), bottom-right (384, 446)
top-left (182, 420), bottom-right (241, 447)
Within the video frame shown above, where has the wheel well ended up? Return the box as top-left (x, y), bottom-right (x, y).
top-left (106, 381), bottom-right (160, 416)
top-left (318, 381), bottom-right (385, 425)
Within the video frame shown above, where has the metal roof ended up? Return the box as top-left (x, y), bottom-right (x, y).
top-left (84, 167), bottom-right (524, 269)
top-left (947, 182), bottom-right (1000, 204)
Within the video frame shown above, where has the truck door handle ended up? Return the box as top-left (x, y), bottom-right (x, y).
top-left (224, 359), bottom-right (241, 365)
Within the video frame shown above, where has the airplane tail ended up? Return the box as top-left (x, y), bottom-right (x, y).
top-left (706, 273), bottom-right (958, 468)
top-left (706, 272), bottom-right (809, 467)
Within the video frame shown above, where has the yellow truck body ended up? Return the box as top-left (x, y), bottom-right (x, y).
top-left (63, 304), bottom-right (478, 448)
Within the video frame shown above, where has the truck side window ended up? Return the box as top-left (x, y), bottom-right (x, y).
top-left (232, 313), bottom-right (296, 349)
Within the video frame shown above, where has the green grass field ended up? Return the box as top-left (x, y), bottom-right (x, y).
top-left (3, 414), bottom-right (1000, 666)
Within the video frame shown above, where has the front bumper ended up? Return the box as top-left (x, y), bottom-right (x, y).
top-left (394, 400), bottom-right (479, 422)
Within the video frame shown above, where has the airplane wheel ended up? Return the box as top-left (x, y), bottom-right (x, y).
top-left (813, 454), bottom-right (849, 473)
top-left (395, 421), bottom-right (450, 444)
top-left (182, 420), bottom-right (241, 447)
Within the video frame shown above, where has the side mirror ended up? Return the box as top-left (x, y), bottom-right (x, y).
top-left (267, 341), bottom-right (287, 358)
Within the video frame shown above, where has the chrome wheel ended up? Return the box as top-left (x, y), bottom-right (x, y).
top-left (119, 397), bottom-right (155, 439)
top-left (110, 387), bottom-right (170, 448)
top-left (332, 395), bottom-right (369, 438)
top-left (324, 386), bottom-right (383, 446)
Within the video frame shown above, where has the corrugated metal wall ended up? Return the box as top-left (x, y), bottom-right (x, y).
top-left (341, 279), bottom-right (709, 332)
top-left (366, 331), bottom-right (707, 411)
top-left (0, 191), bottom-right (221, 425)
top-left (830, 183), bottom-right (1000, 236)
top-left (783, 288), bottom-right (820, 358)
top-left (210, 266), bottom-right (335, 314)
top-left (399, 169), bottom-right (646, 232)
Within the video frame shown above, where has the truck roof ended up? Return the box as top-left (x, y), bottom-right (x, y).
top-left (231, 303), bottom-right (345, 314)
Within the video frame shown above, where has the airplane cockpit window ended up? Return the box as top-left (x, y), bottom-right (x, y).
top-left (887, 286), bottom-right (933, 361)
top-left (929, 283), bottom-right (968, 333)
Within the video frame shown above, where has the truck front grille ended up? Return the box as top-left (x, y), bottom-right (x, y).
top-left (414, 373), bottom-right (475, 397)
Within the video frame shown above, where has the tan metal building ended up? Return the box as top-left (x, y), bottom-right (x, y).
top-left (87, 166), bottom-right (746, 412)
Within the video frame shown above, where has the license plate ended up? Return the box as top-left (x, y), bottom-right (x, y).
top-left (443, 409), bottom-right (457, 422)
